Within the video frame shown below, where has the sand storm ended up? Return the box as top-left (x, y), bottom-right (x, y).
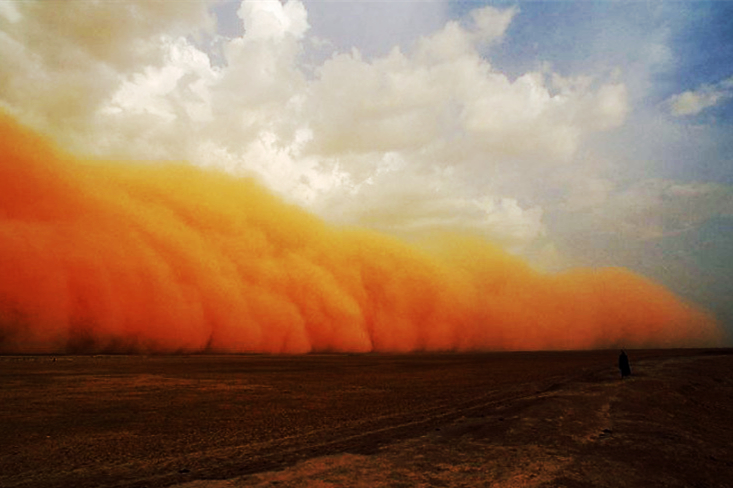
top-left (0, 113), bottom-right (723, 353)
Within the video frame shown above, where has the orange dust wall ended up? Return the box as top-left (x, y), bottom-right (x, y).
top-left (0, 113), bottom-right (724, 353)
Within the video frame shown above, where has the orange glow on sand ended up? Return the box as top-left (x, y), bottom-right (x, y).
top-left (0, 113), bottom-right (724, 353)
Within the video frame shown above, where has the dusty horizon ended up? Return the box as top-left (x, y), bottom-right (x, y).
top-left (0, 113), bottom-right (725, 354)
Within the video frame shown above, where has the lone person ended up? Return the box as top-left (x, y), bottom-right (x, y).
top-left (618, 350), bottom-right (631, 379)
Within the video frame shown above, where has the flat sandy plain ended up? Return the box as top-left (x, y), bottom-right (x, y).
top-left (1, 349), bottom-right (732, 488)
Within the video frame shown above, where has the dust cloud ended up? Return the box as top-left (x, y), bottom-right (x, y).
top-left (0, 113), bottom-right (723, 353)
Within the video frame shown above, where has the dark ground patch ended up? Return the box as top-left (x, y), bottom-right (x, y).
top-left (1, 349), bottom-right (731, 487)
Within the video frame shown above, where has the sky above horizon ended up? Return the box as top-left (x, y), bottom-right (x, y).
top-left (1, 0), bottom-right (732, 339)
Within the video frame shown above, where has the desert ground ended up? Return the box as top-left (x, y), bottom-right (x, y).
top-left (1, 349), bottom-right (732, 488)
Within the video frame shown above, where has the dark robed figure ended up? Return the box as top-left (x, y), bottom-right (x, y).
top-left (619, 350), bottom-right (631, 378)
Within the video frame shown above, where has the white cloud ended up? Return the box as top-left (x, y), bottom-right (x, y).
top-left (3, 0), bottom-right (213, 70)
top-left (0, 0), bottom-right (214, 150)
top-left (103, 37), bottom-right (218, 123)
top-left (0, 0), bottom-right (634, 255)
top-left (470, 5), bottom-right (517, 45)
top-left (238, 0), bottom-right (308, 41)
top-left (311, 162), bottom-right (546, 252)
top-left (667, 75), bottom-right (733, 117)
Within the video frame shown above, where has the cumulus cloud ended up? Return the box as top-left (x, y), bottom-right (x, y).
top-left (0, 0), bottom-right (214, 151)
top-left (311, 161), bottom-right (546, 252)
top-left (667, 75), bottom-right (733, 117)
top-left (470, 5), bottom-right (517, 45)
top-left (239, 0), bottom-right (308, 41)
top-left (0, 0), bottom-right (630, 254)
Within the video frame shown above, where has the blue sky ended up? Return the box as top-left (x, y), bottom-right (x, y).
top-left (1, 0), bottom-right (732, 339)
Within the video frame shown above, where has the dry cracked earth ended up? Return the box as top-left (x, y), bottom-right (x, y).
top-left (1, 349), bottom-right (732, 487)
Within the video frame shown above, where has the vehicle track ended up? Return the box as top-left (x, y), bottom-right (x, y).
top-left (116, 372), bottom-right (582, 488)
